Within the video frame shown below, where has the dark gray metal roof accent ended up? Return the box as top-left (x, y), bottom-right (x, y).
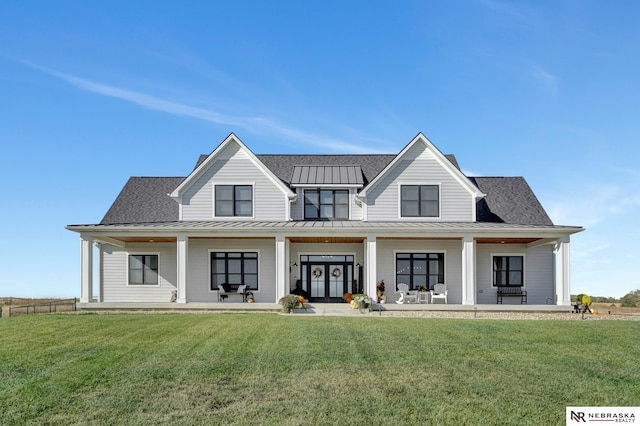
top-left (471, 177), bottom-right (553, 226)
top-left (100, 177), bottom-right (184, 224)
top-left (291, 165), bottom-right (364, 186)
top-left (68, 220), bottom-right (582, 233)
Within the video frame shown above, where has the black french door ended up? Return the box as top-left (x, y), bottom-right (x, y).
top-left (300, 255), bottom-right (354, 303)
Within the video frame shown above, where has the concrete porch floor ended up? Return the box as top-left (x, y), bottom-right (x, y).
top-left (78, 302), bottom-right (573, 315)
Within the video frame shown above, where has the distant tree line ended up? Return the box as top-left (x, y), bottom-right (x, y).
top-left (572, 289), bottom-right (640, 307)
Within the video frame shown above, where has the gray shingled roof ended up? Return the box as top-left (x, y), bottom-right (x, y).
top-left (97, 155), bottom-right (552, 226)
top-left (471, 177), bottom-right (553, 226)
top-left (100, 177), bottom-right (184, 224)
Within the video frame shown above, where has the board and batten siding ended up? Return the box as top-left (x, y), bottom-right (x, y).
top-left (181, 142), bottom-right (288, 221)
top-left (376, 239), bottom-right (463, 304)
top-left (185, 238), bottom-right (277, 303)
top-left (365, 143), bottom-right (474, 221)
top-left (101, 243), bottom-right (176, 303)
top-left (476, 244), bottom-right (555, 304)
top-left (290, 188), bottom-right (363, 221)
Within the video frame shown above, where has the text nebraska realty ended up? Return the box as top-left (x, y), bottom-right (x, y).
top-left (572, 411), bottom-right (635, 422)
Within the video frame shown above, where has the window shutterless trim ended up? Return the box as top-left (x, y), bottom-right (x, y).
top-left (394, 250), bottom-right (446, 292)
top-left (213, 184), bottom-right (254, 218)
top-left (491, 253), bottom-right (525, 287)
top-left (208, 250), bottom-right (260, 292)
top-left (127, 253), bottom-right (161, 287)
top-left (398, 183), bottom-right (441, 219)
top-left (303, 188), bottom-right (350, 220)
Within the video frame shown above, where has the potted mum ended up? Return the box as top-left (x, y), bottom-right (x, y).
top-left (279, 294), bottom-right (306, 313)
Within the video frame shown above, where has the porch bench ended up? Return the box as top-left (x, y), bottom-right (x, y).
top-left (496, 286), bottom-right (527, 304)
top-left (218, 284), bottom-right (249, 302)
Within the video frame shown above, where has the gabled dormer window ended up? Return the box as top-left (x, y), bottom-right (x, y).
top-left (400, 185), bottom-right (439, 217)
top-left (304, 189), bottom-right (349, 220)
top-left (215, 185), bottom-right (253, 217)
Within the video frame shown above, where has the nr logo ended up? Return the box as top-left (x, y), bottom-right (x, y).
top-left (571, 411), bottom-right (586, 422)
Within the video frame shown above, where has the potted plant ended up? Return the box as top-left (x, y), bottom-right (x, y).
top-left (278, 294), bottom-right (306, 313)
top-left (417, 284), bottom-right (427, 293)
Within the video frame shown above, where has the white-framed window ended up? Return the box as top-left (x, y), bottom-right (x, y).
top-left (215, 184), bottom-right (253, 217)
top-left (128, 254), bottom-right (159, 286)
top-left (304, 189), bottom-right (349, 220)
top-left (400, 184), bottom-right (440, 218)
top-left (492, 254), bottom-right (524, 287)
top-left (395, 251), bottom-right (445, 291)
top-left (210, 251), bottom-right (259, 291)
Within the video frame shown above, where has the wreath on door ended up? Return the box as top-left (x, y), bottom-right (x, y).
top-left (312, 267), bottom-right (323, 278)
top-left (331, 267), bottom-right (342, 279)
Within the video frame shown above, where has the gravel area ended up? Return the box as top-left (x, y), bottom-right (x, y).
top-left (365, 310), bottom-right (640, 320)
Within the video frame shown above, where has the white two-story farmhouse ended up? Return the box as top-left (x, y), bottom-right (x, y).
top-left (67, 133), bottom-right (583, 306)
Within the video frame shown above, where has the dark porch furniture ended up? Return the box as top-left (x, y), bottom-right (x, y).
top-left (218, 284), bottom-right (249, 302)
top-left (496, 286), bottom-right (527, 304)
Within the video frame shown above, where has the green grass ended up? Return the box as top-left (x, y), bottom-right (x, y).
top-left (1, 314), bottom-right (638, 425)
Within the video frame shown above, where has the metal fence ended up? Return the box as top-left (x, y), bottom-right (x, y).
top-left (1, 298), bottom-right (77, 318)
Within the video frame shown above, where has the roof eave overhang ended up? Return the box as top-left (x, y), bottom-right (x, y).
top-left (66, 223), bottom-right (585, 241)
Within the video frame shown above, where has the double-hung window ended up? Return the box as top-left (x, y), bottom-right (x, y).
top-left (304, 189), bottom-right (349, 220)
top-left (129, 255), bottom-right (158, 285)
top-left (215, 185), bottom-right (253, 217)
top-left (492, 255), bottom-right (524, 287)
top-left (211, 252), bottom-right (258, 290)
top-left (396, 252), bottom-right (444, 291)
top-left (400, 185), bottom-right (439, 217)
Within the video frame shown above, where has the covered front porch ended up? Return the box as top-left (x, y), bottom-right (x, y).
top-left (72, 221), bottom-right (577, 307)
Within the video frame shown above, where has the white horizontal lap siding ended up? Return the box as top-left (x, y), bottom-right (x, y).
top-left (476, 244), bottom-right (554, 305)
top-left (376, 240), bottom-right (462, 304)
top-left (524, 245), bottom-right (555, 304)
top-left (182, 144), bottom-right (287, 221)
top-left (366, 144), bottom-right (473, 221)
top-left (101, 244), bottom-right (176, 303)
top-left (186, 239), bottom-right (276, 303)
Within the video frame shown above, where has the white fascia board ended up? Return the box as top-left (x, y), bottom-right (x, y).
top-left (169, 133), bottom-right (295, 200)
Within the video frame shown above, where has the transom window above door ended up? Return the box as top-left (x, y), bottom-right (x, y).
top-left (304, 189), bottom-right (349, 220)
top-left (400, 185), bottom-right (439, 217)
top-left (215, 185), bottom-right (253, 217)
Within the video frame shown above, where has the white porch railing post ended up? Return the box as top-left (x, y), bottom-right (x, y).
top-left (176, 234), bottom-right (188, 303)
top-left (461, 236), bottom-right (476, 305)
top-left (80, 234), bottom-right (93, 303)
top-left (555, 236), bottom-right (571, 305)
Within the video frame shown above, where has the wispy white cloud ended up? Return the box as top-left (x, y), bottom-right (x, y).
top-left (476, 0), bottom-right (530, 22)
top-left (530, 64), bottom-right (558, 95)
top-left (29, 64), bottom-right (386, 154)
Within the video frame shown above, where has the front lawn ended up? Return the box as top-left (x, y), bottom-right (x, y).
top-left (0, 314), bottom-right (638, 425)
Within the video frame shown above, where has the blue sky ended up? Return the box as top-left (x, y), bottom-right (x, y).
top-left (1, 1), bottom-right (639, 299)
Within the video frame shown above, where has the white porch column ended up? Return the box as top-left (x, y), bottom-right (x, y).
top-left (555, 236), bottom-right (571, 306)
top-left (461, 236), bottom-right (476, 305)
top-left (80, 234), bottom-right (93, 303)
top-left (365, 236), bottom-right (377, 297)
top-left (176, 234), bottom-right (188, 303)
top-left (275, 235), bottom-right (287, 302)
